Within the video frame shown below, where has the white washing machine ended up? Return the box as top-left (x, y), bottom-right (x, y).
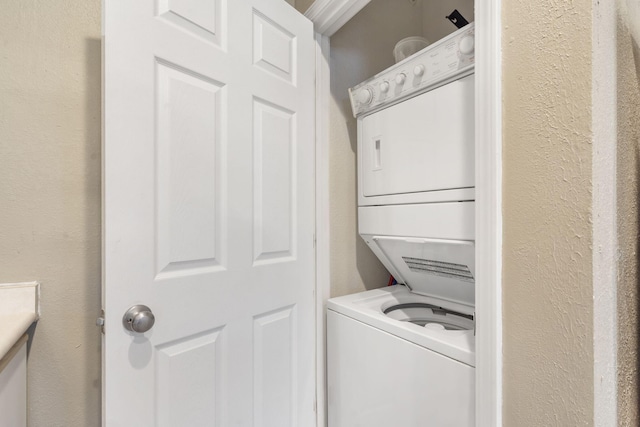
top-left (327, 286), bottom-right (475, 427)
top-left (328, 23), bottom-right (476, 427)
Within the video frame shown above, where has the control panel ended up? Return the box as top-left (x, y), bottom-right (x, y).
top-left (349, 23), bottom-right (475, 118)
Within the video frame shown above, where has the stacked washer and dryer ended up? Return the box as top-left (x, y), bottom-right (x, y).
top-left (327, 23), bottom-right (476, 426)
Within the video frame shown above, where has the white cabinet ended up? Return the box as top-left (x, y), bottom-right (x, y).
top-left (0, 282), bottom-right (39, 427)
top-left (0, 335), bottom-right (27, 427)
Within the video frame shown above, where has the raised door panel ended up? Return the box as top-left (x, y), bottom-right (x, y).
top-left (252, 10), bottom-right (296, 84)
top-left (157, 0), bottom-right (226, 47)
top-left (252, 98), bottom-right (295, 265)
top-left (156, 328), bottom-right (225, 426)
top-left (155, 60), bottom-right (227, 279)
top-left (253, 306), bottom-right (296, 427)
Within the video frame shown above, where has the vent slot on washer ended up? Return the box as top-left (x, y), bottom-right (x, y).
top-left (403, 257), bottom-right (474, 283)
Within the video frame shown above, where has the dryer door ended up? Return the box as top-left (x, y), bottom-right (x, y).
top-left (360, 74), bottom-right (474, 199)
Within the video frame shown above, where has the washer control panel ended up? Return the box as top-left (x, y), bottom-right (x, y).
top-left (349, 23), bottom-right (475, 118)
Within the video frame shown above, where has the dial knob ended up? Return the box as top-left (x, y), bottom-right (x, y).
top-left (379, 81), bottom-right (390, 93)
top-left (358, 88), bottom-right (373, 105)
top-left (395, 73), bottom-right (406, 85)
top-left (122, 305), bottom-right (156, 333)
top-left (459, 35), bottom-right (474, 55)
top-left (413, 65), bottom-right (425, 77)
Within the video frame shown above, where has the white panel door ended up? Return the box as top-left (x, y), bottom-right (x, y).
top-left (103, 1), bottom-right (315, 425)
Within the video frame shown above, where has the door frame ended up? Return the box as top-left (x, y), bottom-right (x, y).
top-left (304, 1), bottom-right (503, 426)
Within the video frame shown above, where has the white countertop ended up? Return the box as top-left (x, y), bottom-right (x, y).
top-left (0, 282), bottom-right (39, 362)
top-left (0, 313), bottom-right (36, 360)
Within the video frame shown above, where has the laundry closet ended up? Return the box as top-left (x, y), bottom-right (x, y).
top-left (325, 0), bottom-right (476, 425)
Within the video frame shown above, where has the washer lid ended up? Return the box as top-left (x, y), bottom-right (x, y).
top-left (363, 235), bottom-right (475, 313)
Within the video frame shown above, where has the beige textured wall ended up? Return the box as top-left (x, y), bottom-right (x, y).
top-left (502, 0), bottom-right (594, 425)
top-left (0, 1), bottom-right (102, 426)
top-left (616, 5), bottom-right (640, 425)
top-left (328, 0), bottom-right (426, 297)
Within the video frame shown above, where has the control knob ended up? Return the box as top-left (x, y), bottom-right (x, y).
top-left (357, 88), bottom-right (373, 105)
top-left (459, 35), bottom-right (474, 55)
top-left (395, 73), bottom-right (406, 85)
top-left (413, 65), bottom-right (425, 77)
top-left (379, 81), bottom-right (390, 93)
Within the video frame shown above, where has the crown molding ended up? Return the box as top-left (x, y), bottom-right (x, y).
top-left (304, 0), bottom-right (371, 36)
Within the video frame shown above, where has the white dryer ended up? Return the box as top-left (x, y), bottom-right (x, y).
top-left (328, 23), bottom-right (476, 427)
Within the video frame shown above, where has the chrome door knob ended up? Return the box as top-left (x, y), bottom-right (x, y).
top-left (122, 305), bottom-right (155, 333)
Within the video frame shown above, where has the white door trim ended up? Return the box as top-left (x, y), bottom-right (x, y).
top-left (474, 1), bottom-right (503, 425)
top-left (305, 1), bottom-right (503, 426)
top-left (592, 0), bottom-right (618, 424)
top-left (313, 32), bottom-right (331, 427)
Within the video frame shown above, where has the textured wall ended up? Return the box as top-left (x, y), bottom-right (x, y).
top-left (328, 0), bottom-right (426, 297)
top-left (616, 4), bottom-right (640, 425)
top-left (502, 0), bottom-right (594, 425)
top-left (0, 1), bottom-right (102, 426)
